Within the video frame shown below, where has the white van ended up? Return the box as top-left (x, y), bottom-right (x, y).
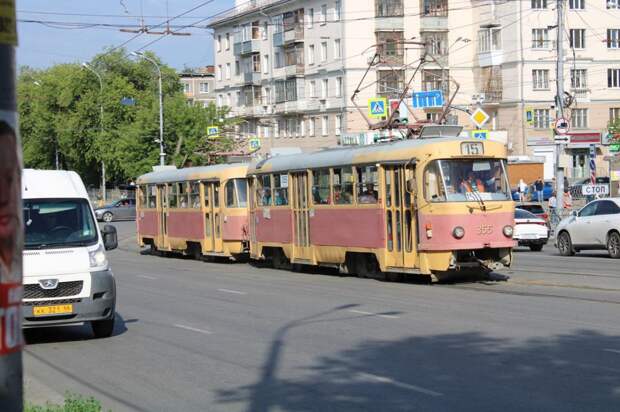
top-left (22, 169), bottom-right (117, 338)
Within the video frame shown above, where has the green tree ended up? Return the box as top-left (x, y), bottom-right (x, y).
top-left (18, 49), bottom-right (239, 186)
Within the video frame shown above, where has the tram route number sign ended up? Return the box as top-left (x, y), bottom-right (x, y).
top-left (581, 184), bottom-right (609, 196)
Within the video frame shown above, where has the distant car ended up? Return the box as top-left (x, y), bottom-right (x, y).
top-left (570, 177), bottom-right (610, 199)
top-left (515, 202), bottom-right (548, 224)
top-left (555, 198), bottom-right (620, 258)
top-left (513, 208), bottom-right (549, 251)
top-left (94, 198), bottom-right (136, 222)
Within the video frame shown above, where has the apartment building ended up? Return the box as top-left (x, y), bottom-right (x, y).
top-left (179, 66), bottom-right (216, 107)
top-left (208, 0), bottom-right (620, 180)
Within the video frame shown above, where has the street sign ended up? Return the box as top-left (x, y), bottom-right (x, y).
top-left (554, 134), bottom-right (569, 143)
top-left (525, 107), bottom-right (533, 124)
top-left (207, 126), bottom-right (219, 139)
top-left (581, 184), bottom-right (609, 196)
top-left (412, 90), bottom-right (444, 108)
top-left (368, 97), bottom-right (387, 119)
top-left (470, 108), bottom-right (489, 128)
top-left (554, 117), bottom-right (570, 134)
top-left (471, 129), bottom-right (489, 140)
top-left (248, 136), bottom-right (261, 151)
top-left (120, 97), bottom-right (135, 106)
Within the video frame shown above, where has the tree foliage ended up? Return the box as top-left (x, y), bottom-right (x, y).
top-left (18, 49), bottom-right (239, 186)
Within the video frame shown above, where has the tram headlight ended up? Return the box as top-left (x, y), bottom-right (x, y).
top-left (452, 226), bottom-right (465, 239)
top-left (503, 225), bottom-right (514, 238)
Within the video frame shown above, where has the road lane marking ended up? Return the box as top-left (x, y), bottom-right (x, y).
top-left (349, 309), bottom-right (373, 316)
top-left (137, 275), bottom-right (157, 280)
top-left (173, 324), bottom-right (212, 335)
top-left (349, 309), bottom-right (400, 319)
top-left (356, 372), bottom-right (443, 397)
top-left (217, 288), bottom-right (247, 295)
top-left (604, 349), bottom-right (620, 354)
top-left (378, 314), bottom-right (400, 319)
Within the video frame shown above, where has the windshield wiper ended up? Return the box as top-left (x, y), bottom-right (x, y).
top-left (24, 240), bottom-right (95, 250)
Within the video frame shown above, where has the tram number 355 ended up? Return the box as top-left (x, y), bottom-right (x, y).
top-left (461, 142), bottom-right (484, 156)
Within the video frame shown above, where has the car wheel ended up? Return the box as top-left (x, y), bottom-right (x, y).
top-left (91, 316), bottom-right (115, 338)
top-left (557, 232), bottom-right (574, 256)
top-left (530, 244), bottom-right (543, 252)
top-left (102, 212), bottom-right (113, 223)
top-left (608, 232), bottom-right (620, 259)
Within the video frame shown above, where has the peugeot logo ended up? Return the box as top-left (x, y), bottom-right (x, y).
top-left (39, 279), bottom-right (59, 290)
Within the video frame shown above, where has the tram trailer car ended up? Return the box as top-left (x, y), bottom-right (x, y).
top-left (136, 164), bottom-right (250, 260)
top-left (248, 135), bottom-right (515, 281)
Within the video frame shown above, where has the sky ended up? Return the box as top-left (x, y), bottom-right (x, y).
top-left (16, 0), bottom-right (234, 70)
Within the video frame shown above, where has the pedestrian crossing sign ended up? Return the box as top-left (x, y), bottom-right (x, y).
top-left (248, 137), bottom-right (261, 152)
top-left (368, 98), bottom-right (387, 119)
top-left (207, 126), bottom-right (219, 139)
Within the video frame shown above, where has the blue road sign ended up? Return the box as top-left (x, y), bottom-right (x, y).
top-left (471, 129), bottom-right (489, 140)
top-left (412, 90), bottom-right (444, 108)
top-left (368, 98), bottom-right (387, 118)
top-left (120, 97), bottom-right (135, 106)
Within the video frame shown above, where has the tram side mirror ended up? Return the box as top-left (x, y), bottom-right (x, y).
top-left (406, 179), bottom-right (417, 195)
top-left (102, 225), bottom-right (118, 250)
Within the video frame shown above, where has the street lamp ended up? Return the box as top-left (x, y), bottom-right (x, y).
top-left (131, 51), bottom-right (165, 166)
top-left (81, 62), bottom-right (107, 204)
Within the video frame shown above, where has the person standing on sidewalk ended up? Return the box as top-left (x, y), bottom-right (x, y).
top-left (535, 179), bottom-right (544, 202)
top-left (563, 188), bottom-right (573, 210)
top-left (548, 191), bottom-right (558, 226)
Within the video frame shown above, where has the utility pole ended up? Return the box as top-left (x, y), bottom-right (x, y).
top-left (554, 0), bottom-right (565, 209)
top-left (0, 1), bottom-right (24, 410)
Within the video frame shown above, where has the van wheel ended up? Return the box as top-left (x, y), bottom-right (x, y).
top-left (102, 212), bottom-right (113, 223)
top-left (557, 232), bottom-right (574, 256)
top-left (608, 232), bottom-right (620, 259)
top-left (91, 316), bottom-right (115, 338)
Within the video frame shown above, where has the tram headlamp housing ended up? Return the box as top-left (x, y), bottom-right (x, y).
top-left (503, 225), bottom-right (514, 238)
top-left (452, 226), bottom-right (465, 239)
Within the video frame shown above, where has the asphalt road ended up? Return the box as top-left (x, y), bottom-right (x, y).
top-left (23, 221), bottom-right (620, 411)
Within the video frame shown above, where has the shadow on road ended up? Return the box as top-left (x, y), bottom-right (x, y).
top-left (24, 313), bottom-right (132, 345)
top-left (217, 324), bottom-right (620, 411)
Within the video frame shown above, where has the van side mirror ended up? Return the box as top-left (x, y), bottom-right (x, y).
top-left (102, 225), bottom-right (118, 250)
top-left (571, 210), bottom-right (578, 217)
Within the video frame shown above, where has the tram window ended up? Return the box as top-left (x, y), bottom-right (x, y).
top-left (148, 185), bottom-right (157, 208)
top-left (312, 169), bottom-right (330, 205)
top-left (203, 183), bottom-right (210, 207)
top-left (424, 162), bottom-right (447, 202)
top-left (236, 179), bottom-right (248, 207)
top-left (405, 210), bottom-right (413, 252)
top-left (190, 182), bottom-right (201, 208)
top-left (214, 184), bottom-right (220, 207)
top-left (394, 169), bottom-right (401, 207)
top-left (179, 182), bottom-right (191, 208)
top-left (385, 169), bottom-right (392, 207)
top-left (205, 213), bottom-right (211, 236)
top-left (395, 210), bottom-right (402, 252)
top-left (257, 175), bottom-right (272, 206)
top-left (273, 174), bottom-right (289, 206)
top-left (215, 213), bottom-right (221, 237)
top-left (169, 184), bottom-right (178, 208)
top-left (333, 167), bottom-right (354, 204)
top-left (138, 185), bottom-right (146, 208)
top-left (356, 166), bottom-right (378, 204)
top-left (226, 180), bottom-right (236, 207)
top-left (386, 211), bottom-right (393, 251)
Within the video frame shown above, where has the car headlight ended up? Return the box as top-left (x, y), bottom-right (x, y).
top-left (89, 244), bottom-right (108, 268)
top-left (452, 226), bottom-right (465, 239)
top-left (503, 225), bottom-right (514, 237)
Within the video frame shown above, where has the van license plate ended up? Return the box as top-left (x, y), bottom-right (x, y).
top-left (33, 304), bottom-right (73, 316)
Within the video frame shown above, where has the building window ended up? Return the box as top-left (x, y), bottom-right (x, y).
top-left (609, 68), bottom-right (620, 88)
top-left (225, 33), bottom-right (230, 50)
top-left (199, 82), bottom-right (209, 93)
top-left (217, 94), bottom-right (223, 107)
top-left (309, 80), bottom-right (317, 98)
top-left (570, 69), bottom-right (587, 89)
top-left (275, 51), bottom-right (284, 68)
top-left (570, 29), bottom-right (586, 49)
top-left (235, 60), bottom-right (240, 76)
top-left (421, 69), bottom-right (447, 96)
top-left (532, 69), bottom-right (549, 90)
top-left (217, 65), bottom-right (222, 81)
top-left (252, 21), bottom-right (260, 39)
top-left (308, 8), bottom-right (314, 28)
top-left (321, 79), bottom-right (328, 99)
top-left (477, 28), bottom-right (502, 53)
top-left (608, 29), bottom-right (620, 49)
top-left (183, 83), bottom-right (191, 93)
top-left (334, 39), bottom-right (341, 59)
top-left (225, 63), bottom-right (231, 80)
top-left (263, 54), bottom-right (270, 74)
top-left (532, 28), bottom-right (549, 49)
top-left (300, 119), bottom-right (305, 136)
top-left (308, 44), bottom-right (315, 65)
top-left (610, 108), bottom-right (620, 122)
top-left (336, 77), bottom-right (343, 97)
top-left (321, 115), bottom-right (328, 136)
top-left (217, 35), bottom-right (221, 52)
top-left (571, 108), bottom-right (588, 129)
top-left (569, 0), bottom-right (584, 9)
top-left (320, 4), bottom-right (327, 25)
top-left (533, 109), bottom-right (550, 129)
top-left (252, 54), bottom-right (261, 72)
top-left (226, 93), bottom-right (231, 106)
top-left (263, 22), bottom-right (268, 40)
top-left (376, 0), bottom-right (404, 17)
top-left (320, 42), bottom-right (327, 62)
top-left (531, 0), bottom-right (547, 9)
top-left (335, 114), bottom-right (342, 136)
top-left (609, 0), bottom-right (619, 8)
top-left (309, 117), bottom-right (315, 136)
top-left (335, 1), bottom-right (342, 20)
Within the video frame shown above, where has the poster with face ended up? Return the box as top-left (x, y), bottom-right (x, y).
top-left (0, 117), bottom-right (21, 285)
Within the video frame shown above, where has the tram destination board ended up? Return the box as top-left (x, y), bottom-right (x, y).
top-left (461, 142), bottom-right (484, 156)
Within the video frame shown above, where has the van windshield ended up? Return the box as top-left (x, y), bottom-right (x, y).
top-left (23, 198), bottom-right (98, 250)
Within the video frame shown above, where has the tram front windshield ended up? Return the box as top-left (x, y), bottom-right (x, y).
top-left (425, 159), bottom-right (510, 202)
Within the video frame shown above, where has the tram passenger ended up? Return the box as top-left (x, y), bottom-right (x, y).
top-left (262, 188), bottom-right (272, 206)
top-left (460, 171), bottom-right (485, 193)
top-left (358, 184), bottom-right (377, 204)
top-left (274, 190), bottom-right (287, 206)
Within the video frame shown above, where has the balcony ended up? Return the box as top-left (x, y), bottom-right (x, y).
top-left (478, 50), bottom-right (504, 67)
top-left (283, 26), bottom-right (304, 44)
top-left (243, 72), bottom-right (261, 85)
top-left (375, 17), bottom-right (404, 31)
top-left (284, 64), bottom-right (305, 77)
top-left (480, 90), bottom-right (502, 104)
top-left (571, 88), bottom-right (590, 103)
top-left (273, 31), bottom-right (284, 48)
top-left (233, 40), bottom-right (261, 56)
top-left (420, 0), bottom-right (448, 30)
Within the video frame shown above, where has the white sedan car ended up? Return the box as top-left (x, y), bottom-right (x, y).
top-left (514, 208), bottom-right (549, 251)
top-left (555, 198), bottom-right (620, 258)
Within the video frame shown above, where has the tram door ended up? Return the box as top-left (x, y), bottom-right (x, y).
top-left (203, 182), bottom-right (223, 253)
top-left (157, 184), bottom-right (169, 250)
top-left (384, 166), bottom-right (417, 269)
top-left (248, 178), bottom-right (258, 255)
top-left (291, 172), bottom-right (312, 262)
